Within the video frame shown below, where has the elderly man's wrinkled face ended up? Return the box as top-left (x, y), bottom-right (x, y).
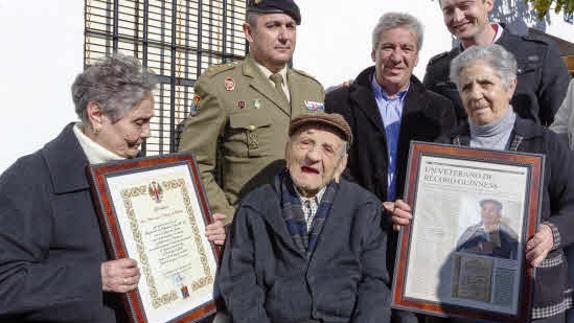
top-left (96, 95), bottom-right (154, 158)
top-left (371, 27), bottom-right (419, 96)
top-left (480, 201), bottom-right (502, 227)
top-left (458, 62), bottom-right (516, 125)
top-left (286, 126), bottom-right (347, 197)
top-left (244, 13), bottom-right (297, 72)
top-left (440, 0), bottom-right (493, 42)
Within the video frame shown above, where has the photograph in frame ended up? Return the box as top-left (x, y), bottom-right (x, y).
top-left (392, 142), bottom-right (544, 322)
top-left (88, 154), bottom-right (218, 323)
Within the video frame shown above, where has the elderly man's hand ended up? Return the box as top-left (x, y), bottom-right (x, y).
top-left (383, 199), bottom-right (413, 231)
top-left (101, 258), bottom-right (140, 293)
top-left (526, 224), bottom-right (554, 267)
top-left (206, 213), bottom-right (227, 246)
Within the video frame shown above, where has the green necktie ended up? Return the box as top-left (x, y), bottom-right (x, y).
top-left (270, 73), bottom-right (288, 101)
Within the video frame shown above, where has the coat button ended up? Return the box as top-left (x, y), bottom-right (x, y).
top-left (248, 125), bottom-right (256, 131)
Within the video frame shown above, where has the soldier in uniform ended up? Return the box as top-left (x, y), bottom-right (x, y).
top-left (178, 0), bottom-right (324, 225)
top-left (424, 0), bottom-right (570, 126)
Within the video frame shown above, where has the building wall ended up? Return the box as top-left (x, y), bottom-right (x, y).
top-left (0, 0), bottom-right (84, 172)
top-left (0, 0), bottom-right (572, 173)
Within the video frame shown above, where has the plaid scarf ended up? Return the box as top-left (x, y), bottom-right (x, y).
top-left (275, 170), bottom-right (339, 258)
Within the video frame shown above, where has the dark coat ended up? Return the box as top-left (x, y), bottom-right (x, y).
top-left (424, 28), bottom-right (571, 126)
top-left (0, 123), bottom-right (124, 322)
top-left (326, 67), bottom-right (456, 203)
top-left (439, 117), bottom-right (574, 319)
top-left (326, 67), bottom-right (456, 273)
top-left (218, 178), bottom-right (391, 323)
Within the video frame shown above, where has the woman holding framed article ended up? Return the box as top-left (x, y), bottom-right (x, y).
top-left (388, 44), bottom-right (574, 322)
top-left (0, 55), bottom-right (224, 321)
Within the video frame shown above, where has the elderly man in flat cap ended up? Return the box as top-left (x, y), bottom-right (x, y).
top-left (218, 112), bottom-right (391, 323)
top-left (179, 0), bottom-right (325, 230)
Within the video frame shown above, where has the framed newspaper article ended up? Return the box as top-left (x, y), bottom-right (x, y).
top-left (87, 154), bottom-right (218, 323)
top-left (391, 142), bottom-right (544, 322)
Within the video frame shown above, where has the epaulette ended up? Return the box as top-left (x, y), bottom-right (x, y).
top-left (291, 68), bottom-right (321, 84)
top-left (427, 51), bottom-right (450, 66)
top-left (203, 61), bottom-right (239, 77)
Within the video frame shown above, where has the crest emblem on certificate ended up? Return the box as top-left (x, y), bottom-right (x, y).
top-left (148, 181), bottom-right (164, 203)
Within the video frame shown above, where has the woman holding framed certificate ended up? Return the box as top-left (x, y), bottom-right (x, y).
top-left (0, 55), bottom-right (224, 322)
top-left (389, 44), bottom-right (574, 322)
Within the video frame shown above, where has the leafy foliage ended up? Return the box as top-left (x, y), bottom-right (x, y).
top-left (526, 0), bottom-right (574, 19)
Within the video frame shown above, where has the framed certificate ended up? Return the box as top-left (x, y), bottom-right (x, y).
top-left (88, 154), bottom-right (218, 323)
top-left (392, 142), bottom-right (544, 321)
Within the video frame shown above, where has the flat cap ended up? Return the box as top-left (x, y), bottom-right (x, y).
top-left (289, 112), bottom-right (353, 147)
top-left (247, 0), bottom-right (301, 25)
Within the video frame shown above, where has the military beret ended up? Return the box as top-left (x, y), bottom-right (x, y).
top-left (289, 112), bottom-right (353, 148)
top-left (247, 0), bottom-right (301, 25)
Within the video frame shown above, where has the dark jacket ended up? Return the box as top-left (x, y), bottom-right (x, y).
top-left (218, 177), bottom-right (391, 323)
top-left (326, 67), bottom-right (456, 273)
top-left (440, 117), bottom-right (574, 319)
top-left (424, 28), bottom-right (570, 126)
top-left (326, 67), bottom-right (456, 203)
top-left (0, 123), bottom-right (124, 322)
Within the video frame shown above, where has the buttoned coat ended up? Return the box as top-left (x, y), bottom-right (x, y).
top-left (178, 55), bottom-right (324, 223)
top-left (0, 123), bottom-right (124, 322)
top-left (424, 29), bottom-right (570, 126)
top-left (218, 177), bottom-right (391, 323)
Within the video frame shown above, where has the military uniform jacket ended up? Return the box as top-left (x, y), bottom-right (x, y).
top-left (424, 28), bottom-right (570, 126)
top-left (178, 55), bottom-right (324, 222)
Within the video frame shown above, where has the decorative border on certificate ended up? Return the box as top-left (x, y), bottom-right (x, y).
top-left (88, 154), bottom-right (219, 323)
top-left (391, 142), bottom-right (544, 322)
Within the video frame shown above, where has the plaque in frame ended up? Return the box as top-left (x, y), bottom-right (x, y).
top-left (392, 142), bottom-right (544, 322)
top-left (88, 154), bottom-right (218, 323)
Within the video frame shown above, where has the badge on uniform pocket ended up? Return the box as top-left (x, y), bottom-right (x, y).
top-left (247, 131), bottom-right (259, 150)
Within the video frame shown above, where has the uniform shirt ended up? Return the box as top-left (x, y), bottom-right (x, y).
top-left (371, 75), bottom-right (409, 201)
top-left (253, 60), bottom-right (291, 102)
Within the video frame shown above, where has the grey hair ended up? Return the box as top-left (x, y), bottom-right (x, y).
top-left (372, 12), bottom-right (424, 51)
top-left (71, 54), bottom-right (157, 124)
top-left (449, 44), bottom-right (517, 90)
top-left (246, 11), bottom-right (262, 29)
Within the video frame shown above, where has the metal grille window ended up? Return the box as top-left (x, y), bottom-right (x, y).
top-left (84, 0), bottom-right (247, 155)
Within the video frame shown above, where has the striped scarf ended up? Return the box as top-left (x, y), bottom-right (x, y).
top-left (275, 170), bottom-right (339, 258)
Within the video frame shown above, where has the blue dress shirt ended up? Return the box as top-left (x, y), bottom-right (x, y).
top-left (371, 74), bottom-right (409, 201)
